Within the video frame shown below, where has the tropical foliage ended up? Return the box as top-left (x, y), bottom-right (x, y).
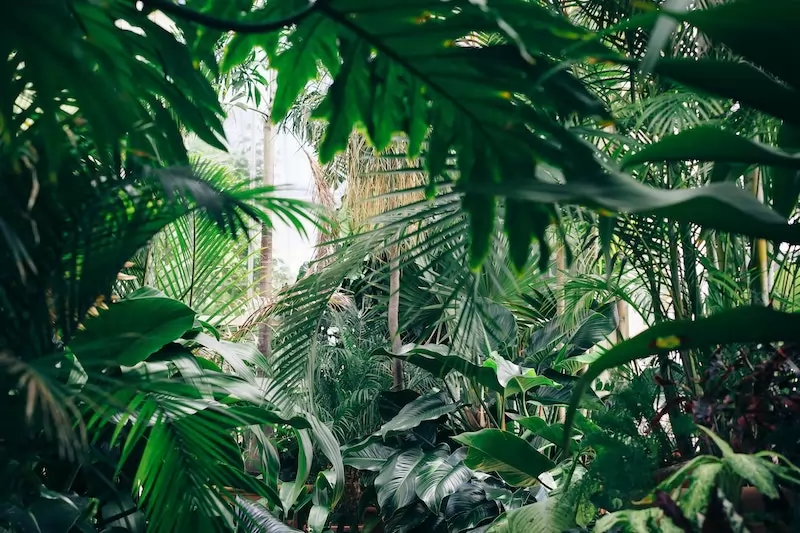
top-left (6, 0), bottom-right (800, 532)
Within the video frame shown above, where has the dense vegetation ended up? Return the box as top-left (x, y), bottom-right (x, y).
top-left (4, 0), bottom-right (800, 532)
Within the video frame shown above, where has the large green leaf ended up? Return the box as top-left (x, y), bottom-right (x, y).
top-left (564, 307), bottom-right (800, 445)
top-left (483, 356), bottom-right (560, 398)
top-left (378, 345), bottom-right (508, 394)
top-left (471, 170), bottom-right (800, 245)
top-left (306, 414), bottom-right (345, 510)
top-left (375, 447), bottom-right (437, 518)
top-left (623, 126), bottom-right (800, 169)
top-left (697, 426), bottom-right (779, 499)
top-left (308, 470), bottom-right (337, 533)
top-left (383, 501), bottom-right (432, 533)
top-left (513, 417), bottom-right (567, 450)
top-left (444, 483), bottom-right (501, 533)
top-left (343, 442), bottom-right (399, 472)
top-left (237, 498), bottom-right (301, 533)
top-left (279, 429), bottom-right (314, 512)
top-left (377, 391), bottom-right (459, 438)
top-left (643, 58), bottom-right (800, 127)
top-left (379, 345), bottom-right (558, 398)
top-left (68, 295), bottom-right (196, 368)
top-left (453, 430), bottom-right (555, 488)
top-left (678, 0), bottom-right (800, 92)
top-left (767, 123), bottom-right (800, 218)
top-left (415, 448), bottom-right (472, 513)
top-left (486, 495), bottom-right (577, 533)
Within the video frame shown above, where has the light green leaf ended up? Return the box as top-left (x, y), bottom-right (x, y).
top-left (454, 429), bottom-right (555, 487)
top-left (679, 462), bottom-right (724, 517)
top-left (69, 296), bottom-right (196, 368)
top-left (279, 429), bottom-right (314, 512)
top-left (486, 495), bottom-right (576, 533)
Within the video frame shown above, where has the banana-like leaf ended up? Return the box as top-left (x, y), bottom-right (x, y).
top-left (308, 470), bottom-right (337, 533)
top-left (767, 123), bottom-right (800, 218)
top-left (377, 392), bottom-right (459, 438)
top-left (279, 429), bottom-right (314, 512)
top-left (453, 430), bottom-right (555, 488)
top-left (483, 356), bottom-right (560, 398)
top-left (623, 126), bottom-right (800, 169)
top-left (469, 170), bottom-right (800, 245)
top-left (383, 501), bottom-right (431, 533)
top-left (512, 417), bottom-right (567, 450)
top-left (444, 482), bottom-right (501, 533)
top-left (377, 345), bottom-right (559, 399)
top-left (237, 498), bottom-right (301, 533)
top-left (343, 442), bottom-right (399, 472)
top-left (415, 448), bottom-right (472, 513)
top-left (68, 293), bottom-right (196, 369)
top-left (378, 345), bottom-right (507, 394)
top-left (486, 495), bottom-right (577, 533)
top-left (375, 447), bottom-right (443, 518)
top-left (564, 307), bottom-right (800, 446)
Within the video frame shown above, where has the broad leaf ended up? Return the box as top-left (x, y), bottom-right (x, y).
top-left (483, 356), bottom-right (560, 398)
top-left (383, 500), bottom-right (431, 533)
top-left (513, 417), bottom-right (567, 450)
top-left (698, 426), bottom-right (779, 499)
top-left (473, 170), bottom-right (800, 245)
top-left (377, 392), bottom-right (459, 438)
top-left (444, 483), bottom-right (501, 533)
top-left (237, 498), bottom-right (301, 533)
top-left (377, 345), bottom-right (508, 394)
top-left (380, 345), bottom-right (558, 398)
top-left (69, 295), bottom-right (196, 368)
top-left (454, 430), bottom-right (555, 487)
top-left (623, 126), bottom-right (800, 169)
top-left (486, 495), bottom-right (577, 533)
top-left (308, 470), bottom-right (337, 533)
top-left (343, 442), bottom-right (399, 472)
top-left (415, 448), bottom-right (472, 513)
top-left (767, 123), bottom-right (800, 218)
top-left (375, 447), bottom-right (436, 518)
top-left (279, 429), bottom-right (314, 512)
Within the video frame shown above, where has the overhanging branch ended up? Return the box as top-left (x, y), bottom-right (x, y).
top-left (141, 0), bottom-right (318, 33)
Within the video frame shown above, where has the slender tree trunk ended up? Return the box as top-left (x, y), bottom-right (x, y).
top-left (749, 167), bottom-right (770, 306)
top-left (258, 114), bottom-right (275, 357)
top-left (388, 250), bottom-right (404, 389)
top-left (246, 75), bottom-right (276, 475)
top-left (615, 299), bottom-right (628, 342)
top-left (556, 245), bottom-right (566, 317)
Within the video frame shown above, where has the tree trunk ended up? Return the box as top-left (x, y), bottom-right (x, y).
top-left (388, 251), bottom-right (404, 390)
top-left (555, 245), bottom-right (566, 317)
top-left (246, 77), bottom-right (276, 475)
top-left (258, 114), bottom-right (275, 357)
top-left (615, 299), bottom-right (628, 342)
top-left (749, 167), bottom-right (770, 306)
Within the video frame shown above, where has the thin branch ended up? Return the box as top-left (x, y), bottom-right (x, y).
top-left (141, 0), bottom-right (319, 34)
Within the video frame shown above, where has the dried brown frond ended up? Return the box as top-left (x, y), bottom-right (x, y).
top-left (306, 148), bottom-right (338, 275)
top-left (345, 134), bottom-right (425, 233)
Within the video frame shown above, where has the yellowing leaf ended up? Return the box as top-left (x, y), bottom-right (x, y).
top-left (654, 335), bottom-right (682, 349)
